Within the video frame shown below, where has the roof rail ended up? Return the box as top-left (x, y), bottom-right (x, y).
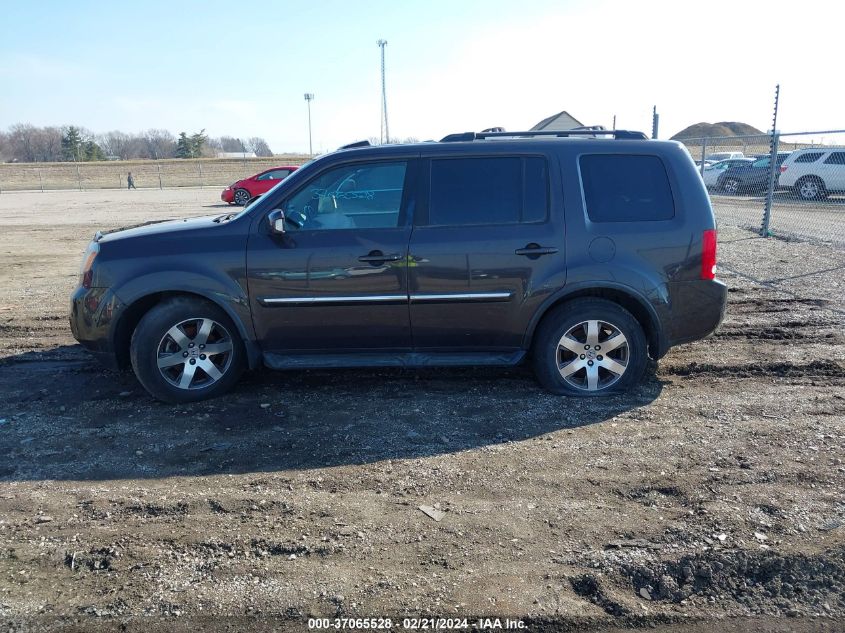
top-left (338, 140), bottom-right (371, 150)
top-left (439, 129), bottom-right (648, 142)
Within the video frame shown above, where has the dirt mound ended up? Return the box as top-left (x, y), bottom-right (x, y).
top-left (620, 548), bottom-right (845, 614)
top-left (672, 122), bottom-right (765, 140)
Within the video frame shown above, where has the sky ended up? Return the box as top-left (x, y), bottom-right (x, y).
top-left (1, 0), bottom-right (843, 154)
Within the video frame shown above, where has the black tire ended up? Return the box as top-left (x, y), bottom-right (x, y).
top-left (130, 297), bottom-right (245, 403)
top-left (795, 176), bottom-right (827, 201)
top-left (532, 298), bottom-right (648, 396)
top-left (233, 188), bottom-right (251, 206)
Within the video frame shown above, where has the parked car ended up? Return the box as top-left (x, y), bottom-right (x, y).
top-left (716, 152), bottom-right (791, 195)
top-left (706, 151), bottom-right (744, 162)
top-left (778, 147), bottom-right (845, 200)
top-left (70, 129), bottom-right (727, 403)
top-left (221, 166), bottom-right (299, 205)
top-left (701, 158), bottom-right (753, 188)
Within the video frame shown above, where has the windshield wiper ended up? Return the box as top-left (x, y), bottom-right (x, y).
top-left (213, 212), bottom-right (238, 223)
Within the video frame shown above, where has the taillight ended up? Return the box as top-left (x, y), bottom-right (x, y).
top-left (80, 242), bottom-right (99, 289)
top-left (780, 165), bottom-right (788, 173)
top-left (701, 229), bottom-right (717, 280)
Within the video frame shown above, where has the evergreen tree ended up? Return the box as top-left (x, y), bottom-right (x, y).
top-left (61, 126), bottom-right (83, 161)
top-left (175, 132), bottom-right (192, 159)
top-left (82, 140), bottom-right (105, 161)
top-left (189, 129), bottom-right (207, 158)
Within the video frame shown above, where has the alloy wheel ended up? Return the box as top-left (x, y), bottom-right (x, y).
top-left (556, 320), bottom-right (629, 392)
top-left (156, 318), bottom-right (234, 390)
top-left (799, 179), bottom-right (819, 200)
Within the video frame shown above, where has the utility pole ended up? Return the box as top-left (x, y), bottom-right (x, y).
top-left (377, 39), bottom-right (389, 144)
top-left (304, 93), bottom-right (315, 155)
top-left (651, 105), bottom-right (659, 139)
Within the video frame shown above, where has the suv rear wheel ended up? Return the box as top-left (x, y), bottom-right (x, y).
top-left (532, 299), bottom-right (647, 396)
top-left (795, 176), bottom-right (827, 201)
top-left (130, 297), bottom-right (245, 403)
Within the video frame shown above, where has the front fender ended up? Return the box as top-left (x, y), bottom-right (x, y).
top-left (115, 271), bottom-right (254, 340)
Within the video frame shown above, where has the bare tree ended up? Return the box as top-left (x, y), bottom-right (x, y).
top-left (2, 124), bottom-right (286, 162)
top-left (143, 129), bottom-right (176, 160)
top-left (32, 127), bottom-right (64, 162)
top-left (99, 131), bottom-right (133, 160)
top-left (217, 136), bottom-right (246, 153)
top-left (248, 137), bottom-right (273, 157)
top-left (6, 124), bottom-right (39, 162)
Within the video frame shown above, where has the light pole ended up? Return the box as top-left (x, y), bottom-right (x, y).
top-left (377, 39), bottom-right (389, 144)
top-left (303, 93), bottom-right (314, 155)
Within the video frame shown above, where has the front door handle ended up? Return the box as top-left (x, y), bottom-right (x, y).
top-left (358, 251), bottom-right (403, 264)
top-left (515, 244), bottom-right (559, 257)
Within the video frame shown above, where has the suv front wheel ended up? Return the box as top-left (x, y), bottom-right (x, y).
top-left (130, 297), bottom-right (246, 403)
top-left (532, 299), bottom-right (648, 396)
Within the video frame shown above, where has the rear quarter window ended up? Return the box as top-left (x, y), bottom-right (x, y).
top-left (579, 154), bottom-right (675, 222)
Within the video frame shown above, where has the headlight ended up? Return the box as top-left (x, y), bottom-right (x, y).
top-left (80, 241), bottom-right (100, 289)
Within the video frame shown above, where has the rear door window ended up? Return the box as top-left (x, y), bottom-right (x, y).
top-left (795, 152), bottom-right (823, 164)
top-left (579, 154), bottom-right (674, 222)
top-left (428, 156), bottom-right (548, 226)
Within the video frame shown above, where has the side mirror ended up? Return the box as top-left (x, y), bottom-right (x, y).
top-left (268, 209), bottom-right (285, 234)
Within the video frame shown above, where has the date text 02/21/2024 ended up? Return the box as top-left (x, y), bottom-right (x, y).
top-left (307, 617), bottom-right (527, 630)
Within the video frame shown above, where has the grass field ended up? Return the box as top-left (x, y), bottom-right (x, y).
top-left (0, 155), bottom-right (312, 192)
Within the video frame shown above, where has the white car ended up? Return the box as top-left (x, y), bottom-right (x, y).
top-left (705, 151), bottom-right (745, 162)
top-left (778, 147), bottom-right (845, 200)
top-left (701, 158), bottom-right (753, 188)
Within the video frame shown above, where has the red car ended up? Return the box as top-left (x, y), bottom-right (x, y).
top-left (221, 166), bottom-right (299, 205)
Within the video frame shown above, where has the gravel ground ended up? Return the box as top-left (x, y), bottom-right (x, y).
top-left (0, 190), bottom-right (843, 631)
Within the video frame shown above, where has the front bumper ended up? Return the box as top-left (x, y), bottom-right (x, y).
top-left (69, 286), bottom-right (126, 369)
top-left (221, 187), bottom-right (235, 203)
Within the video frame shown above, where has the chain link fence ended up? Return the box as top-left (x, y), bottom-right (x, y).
top-left (0, 156), bottom-right (311, 193)
top-left (684, 129), bottom-right (845, 312)
top-left (684, 130), bottom-right (845, 247)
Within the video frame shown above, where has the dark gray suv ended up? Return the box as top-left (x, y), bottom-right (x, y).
top-left (70, 129), bottom-right (727, 403)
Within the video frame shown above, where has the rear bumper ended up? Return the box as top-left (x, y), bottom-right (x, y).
top-left (665, 279), bottom-right (728, 348)
top-left (69, 286), bottom-right (126, 370)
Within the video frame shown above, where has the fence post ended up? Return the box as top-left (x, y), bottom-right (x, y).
top-left (198, 162), bottom-right (203, 189)
top-left (760, 84), bottom-right (781, 237)
top-left (76, 163), bottom-right (83, 191)
top-left (39, 169), bottom-right (44, 192)
top-left (158, 164), bottom-right (163, 190)
top-left (761, 132), bottom-right (780, 237)
top-left (699, 138), bottom-right (707, 178)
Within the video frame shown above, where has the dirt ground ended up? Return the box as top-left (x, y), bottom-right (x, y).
top-left (0, 189), bottom-right (843, 632)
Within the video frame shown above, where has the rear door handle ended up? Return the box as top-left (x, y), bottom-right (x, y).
top-left (358, 251), bottom-right (403, 263)
top-left (515, 244), bottom-right (558, 257)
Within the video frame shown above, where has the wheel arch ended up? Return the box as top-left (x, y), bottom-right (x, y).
top-left (524, 284), bottom-right (666, 359)
top-left (797, 173), bottom-right (827, 189)
top-left (112, 289), bottom-right (260, 370)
